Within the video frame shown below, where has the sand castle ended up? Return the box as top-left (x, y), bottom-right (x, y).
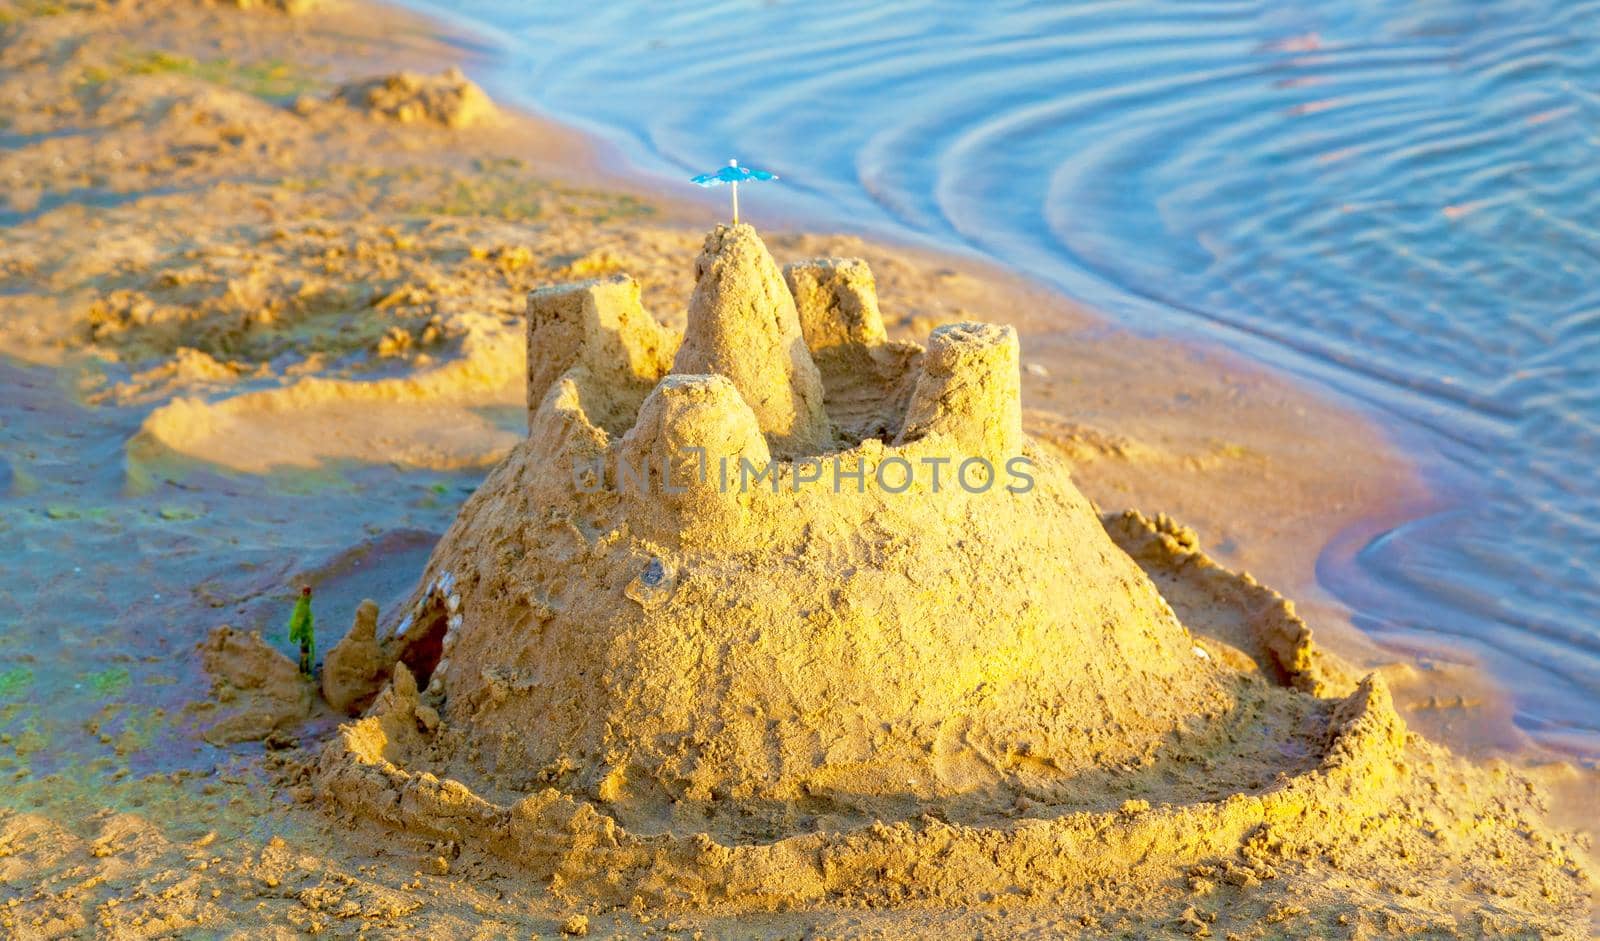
top-left (313, 226), bottom-right (1588, 916)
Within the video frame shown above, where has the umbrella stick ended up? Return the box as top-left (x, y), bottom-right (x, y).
top-left (731, 182), bottom-right (739, 224)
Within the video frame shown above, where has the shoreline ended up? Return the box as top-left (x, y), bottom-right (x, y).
top-left (0, 0), bottom-right (1592, 933)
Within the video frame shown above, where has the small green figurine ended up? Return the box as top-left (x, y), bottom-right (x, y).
top-left (288, 585), bottom-right (315, 677)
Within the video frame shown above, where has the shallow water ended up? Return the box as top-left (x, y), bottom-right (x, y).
top-left (0, 358), bottom-right (472, 806)
top-left (396, 0), bottom-right (1600, 758)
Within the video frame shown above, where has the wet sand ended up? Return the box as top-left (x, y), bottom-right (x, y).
top-left (0, 0), bottom-right (1592, 935)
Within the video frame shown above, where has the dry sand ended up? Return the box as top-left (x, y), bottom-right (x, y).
top-left (0, 0), bottom-right (1593, 937)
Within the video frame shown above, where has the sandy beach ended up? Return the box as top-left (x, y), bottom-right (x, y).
top-left (0, 0), bottom-right (1593, 936)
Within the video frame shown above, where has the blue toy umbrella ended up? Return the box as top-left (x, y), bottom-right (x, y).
top-left (690, 158), bottom-right (778, 224)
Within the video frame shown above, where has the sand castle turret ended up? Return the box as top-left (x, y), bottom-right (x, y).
top-left (614, 373), bottom-right (772, 545)
top-left (784, 256), bottom-right (887, 354)
top-left (898, 321), bottom-right (1022, 462)
top-left (310, 224), bottom-right (1561, 917)
top-left (525, 273), bottom-right (673, 434)
top-left (672, 224), bottom-right (831, 456)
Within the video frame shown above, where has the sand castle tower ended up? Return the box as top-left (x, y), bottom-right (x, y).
top-left (316, 225), bottom-right (1434, 909)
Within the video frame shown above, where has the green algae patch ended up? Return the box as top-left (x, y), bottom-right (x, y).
top-left (0, 668), bottom-right (34, 700)
top-left (85, 666), bottom-right (132, 699)
top-left (78, 49), bottom-right (325, 99)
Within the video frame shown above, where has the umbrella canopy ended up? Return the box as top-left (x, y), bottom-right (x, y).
top-left (691, 160), bottom-right (779, 187)
top-left (690, 159), bottom-right (778, 224)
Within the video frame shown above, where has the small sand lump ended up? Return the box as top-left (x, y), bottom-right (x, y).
top-left (333, 68), bottom-right (494, 128)
top-left (221, 0), bottom-right (323, 12)
top-left (196, 625), bottom-right (310, 745)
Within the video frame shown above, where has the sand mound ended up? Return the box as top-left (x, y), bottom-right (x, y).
top-left (332, 68), bottom-right (494, 129)
top-left (311, 226), bottom-right (1590, 921)
top-left (129, 310), bottom-right (522, 473)
top-left (195, 625), bottom-right (311, 745)
top-left (219, 0), bottom-right (323, 14)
